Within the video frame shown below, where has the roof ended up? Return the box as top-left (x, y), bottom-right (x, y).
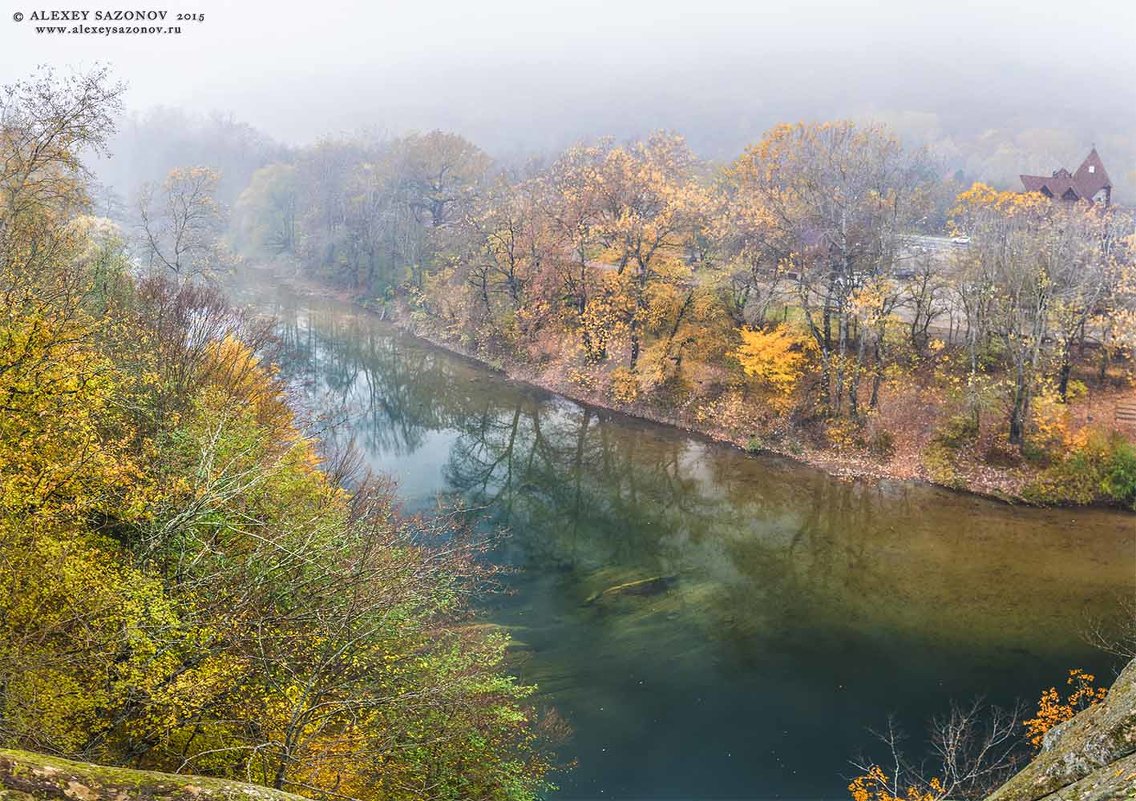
top-left (1073, 147), bottom-right (1111, 197)
top-left (1020, 148), bottom-right (1112, 202)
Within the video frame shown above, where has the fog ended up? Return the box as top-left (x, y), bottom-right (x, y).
top-left (5, 0), bottom-right (1136, 196)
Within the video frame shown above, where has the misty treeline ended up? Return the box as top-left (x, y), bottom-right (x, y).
top-left (228, 123), bottom-right (1136, 505)
top-left (0, 68), bottom-right (558, 800)
top-left (95, 106), bottom-right (284, 209)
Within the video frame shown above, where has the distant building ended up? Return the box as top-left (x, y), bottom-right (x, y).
top-left (1020, 148), bottom-right (1112, 205)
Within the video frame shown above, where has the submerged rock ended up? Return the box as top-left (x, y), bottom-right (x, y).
top-left (986, 657), bottom-right (1136, 801)
top-left (583, 575), bottom-right (677, 606)
top-left (0, 749), bottom-right (310, 801)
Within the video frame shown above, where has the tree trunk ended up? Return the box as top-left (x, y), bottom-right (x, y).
top-left (628, 271), bottom-right (648, 371)
top-left (1009, 365), bottom-right (1029, 447)
top-left (1058, 359), bottom-right (1072, 403)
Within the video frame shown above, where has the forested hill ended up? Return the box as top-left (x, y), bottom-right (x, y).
top-left (0, 68), bottom-right (554, 801)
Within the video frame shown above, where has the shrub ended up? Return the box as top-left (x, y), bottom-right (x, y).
top-left (733, 324), bottom-right (813, 412)
top-left (609, 367), bottom-right (641, 405)
top-left (923, 442), bottom-right (964, 490)
top-left (933, 411), bottom-right (979, 450)
top-left (826, 417), bottom-right (864, 452)
top-left (1028, 387), bottom-right (1071, 458)
top-left (1024, 429), bottom-right (1136, 508)
top-left (1101, 437), bottom-right (1136, 505)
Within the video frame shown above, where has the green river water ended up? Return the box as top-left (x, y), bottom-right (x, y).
top-left (242, 278), bottom-right (1136, 801)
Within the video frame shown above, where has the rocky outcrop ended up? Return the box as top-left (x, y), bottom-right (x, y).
top-left (0, 750), bottom-right (309, 801)
top-left (986, 658), bottom-right (1136, 801)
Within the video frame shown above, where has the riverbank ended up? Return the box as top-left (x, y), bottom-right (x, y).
top-left (254, 263), bottom-right (1136, 509)
top-left (235, 259), bottom-right (1136, 801)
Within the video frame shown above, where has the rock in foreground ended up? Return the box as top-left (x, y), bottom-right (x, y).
top-left (0, 750), bottom-right (309, 801)
top-left (986, 658), bottom-right (1136, 801)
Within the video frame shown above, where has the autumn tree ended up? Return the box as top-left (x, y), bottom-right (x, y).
top-left (540, 142), bottom-right (608, 357)
top-left (392, 131), bottom-right (490, 288)
top-left (290, 139), bottom-right (370, 285)
top-left (457, 174), bottom-right (557, 342)
top-left (1092, 236), bottom-right (1136, 381)
top-left (275, 133), bottom-right (490, 296)
top-left (138, 166), bottom-right (227, 281)
top-left (734, 324), bottom-right (813, 410)
top-left (727, 121), bottom-right (933, 416)
top-left (901, 252), bottom-right (950, 356)
top-left (341, 157), bottom-right (406, 291)
top-left (589, 132), bottom-right (708, 371)
top-left (601, 134), bottom-right (704, 370)
top-left (0, 66), bottom-right (123, 264)
top-left (0, 67), bottom-right (557, 801)
top-left (1048, 213), bottom-right (1133, 399)
top-left (394, 131), bottom-right (490, 230)
top-left (950, 185), bottom-right (1132, 445)
top-left (0, 67), bottom-right (129, 519)
top-left (233, 163), bottom-right (298, 256)
top-left (850, 701), bottom-right (1026, 801)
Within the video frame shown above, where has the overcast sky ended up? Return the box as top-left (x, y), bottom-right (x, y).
top-left (4, 0), bottom-right (1136, 157)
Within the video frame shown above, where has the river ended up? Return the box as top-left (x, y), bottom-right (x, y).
top-left (239, 277), bottom-right (1136, 801)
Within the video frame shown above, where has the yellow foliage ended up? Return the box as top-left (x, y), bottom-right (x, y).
top-left (950, 182), bottom-right (1051, 225)
top-left (734, 324), bottom-right (812, 410)
top-left (577, 273), bottom-right (630, 362)
top-left (1031, 386), bottom-right (1072, 451)
top-left (826, 416), bottom-right (864, 452)
top-left (0, 515), bottom-right (193, 755)
top-left (609, 366), bottom-right (641, 404)
top-left (202, 335), bottom-right (291, 433)
top-left (0, 282), bottom-right (147, 522)
top-left (1024, 668), bottom-right (1107, 748)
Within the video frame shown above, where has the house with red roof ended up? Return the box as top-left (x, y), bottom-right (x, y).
top-left (1020, 148), bottom-right (1112, 205)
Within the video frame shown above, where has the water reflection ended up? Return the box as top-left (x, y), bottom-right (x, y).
top-left (252, 284), bottom-right (1136, 801)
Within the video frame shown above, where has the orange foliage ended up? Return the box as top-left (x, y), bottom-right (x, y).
top-left (1024, 668), bottom-right (1108, 748)
top-left (848, 765), bottom-right (943, 801)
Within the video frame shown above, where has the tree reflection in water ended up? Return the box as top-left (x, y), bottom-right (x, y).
top-left (248, 281), bottom-right (1136, 800)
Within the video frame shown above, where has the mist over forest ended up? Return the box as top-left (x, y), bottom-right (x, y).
top-left (93, 99), bottom-right (1136, 214)
top-left (4, 3), bottom-right (1136, 800)
top-left (49, 0), bottom-right (1132, 207)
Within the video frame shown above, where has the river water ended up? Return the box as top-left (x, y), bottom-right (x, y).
top-left (241, 279), bottom-right (1135, 801)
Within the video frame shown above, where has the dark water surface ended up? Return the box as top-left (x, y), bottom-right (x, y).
top-left (240, 279), bottom-right (1136, 801)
